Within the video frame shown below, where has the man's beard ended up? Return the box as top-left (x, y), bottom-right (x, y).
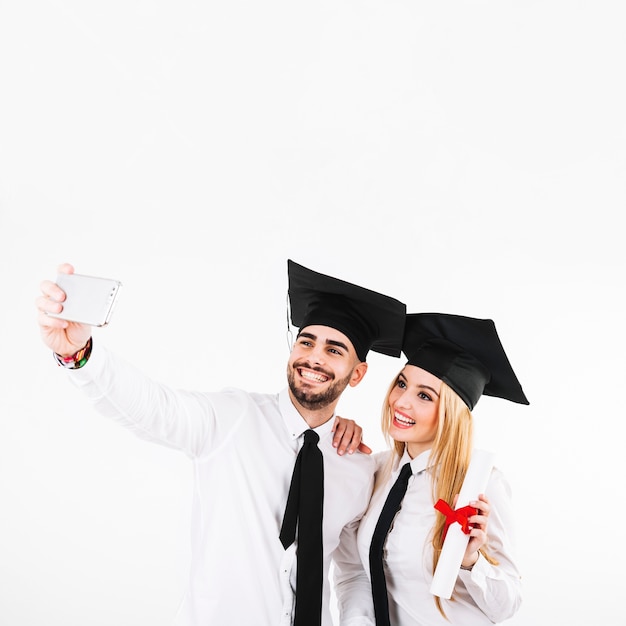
top-left (287, 365), bottom-right (353, 411)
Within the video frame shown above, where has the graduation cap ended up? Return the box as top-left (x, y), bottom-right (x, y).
top-left (402, 313), bottom-right (529, 410)
top-left (287, 259), bottom-right (407, 361)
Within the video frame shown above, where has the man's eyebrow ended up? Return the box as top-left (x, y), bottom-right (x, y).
top-left (297, 331), bottom-right (350, 353)
top-left (326, 339), bottom-right (350, 352)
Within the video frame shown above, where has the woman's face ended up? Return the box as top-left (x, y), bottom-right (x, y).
top-left (388, 364), bottom-right (441, 459)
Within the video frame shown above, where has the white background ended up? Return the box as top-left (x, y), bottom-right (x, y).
top-left (1, 2), bottom-right (624, 625)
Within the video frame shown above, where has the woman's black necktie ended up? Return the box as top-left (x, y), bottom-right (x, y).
top-left (279, 429), bottom-right (324, 626)
top-left (368, 462), bottom-right (412, 626)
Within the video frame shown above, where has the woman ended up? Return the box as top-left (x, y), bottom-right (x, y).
top-left (343, 312), bottom-right (528, 626)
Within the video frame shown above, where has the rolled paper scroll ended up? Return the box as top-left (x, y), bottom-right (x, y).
top-left (429, 448), bottom-right (495, 599)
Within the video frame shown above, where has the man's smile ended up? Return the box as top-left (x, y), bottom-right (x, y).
top-left (297, 367), bottom-right (331, 384)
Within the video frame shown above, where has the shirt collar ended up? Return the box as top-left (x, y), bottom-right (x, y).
top-left (278, 388), bottom-right (335, 440)
top-left (398, 447), bottom-right (432, 476)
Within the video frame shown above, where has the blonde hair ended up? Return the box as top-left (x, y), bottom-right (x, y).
top-left (378, 369), bottom-right (498, 617)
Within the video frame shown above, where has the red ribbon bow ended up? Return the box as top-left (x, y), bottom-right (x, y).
top-left (434, 499), bottom-right (477, 540)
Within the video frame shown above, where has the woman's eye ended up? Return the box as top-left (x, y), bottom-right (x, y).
top-left (418, 391), bottom-right (432, 401)
top-left (397, 380), bottom-right (406, 389)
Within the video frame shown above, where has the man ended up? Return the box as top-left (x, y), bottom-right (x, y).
top-left (36, 259), bottom-right (407, 626)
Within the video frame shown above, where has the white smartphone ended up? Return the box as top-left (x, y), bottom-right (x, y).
top-left (49, 273), bottom-right (122, 327)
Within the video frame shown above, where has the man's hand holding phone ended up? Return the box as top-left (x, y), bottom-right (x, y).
top-left (37, 263), bottom-right (121, 358)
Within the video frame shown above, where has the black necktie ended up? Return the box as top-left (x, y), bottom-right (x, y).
top-left (280, 429), bottom-right (324, 626)
top-left (369, 462), bottom-right (412, 626)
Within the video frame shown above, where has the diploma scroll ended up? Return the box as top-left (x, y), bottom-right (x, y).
top-left (429, 448), bottom-right (495, 599)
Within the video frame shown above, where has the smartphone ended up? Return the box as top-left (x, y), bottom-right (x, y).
top-left (49, 273), bottom-right (122, 327)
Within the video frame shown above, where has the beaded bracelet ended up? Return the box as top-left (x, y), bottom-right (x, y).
top-left (53, 337), bottom-right (93, 370)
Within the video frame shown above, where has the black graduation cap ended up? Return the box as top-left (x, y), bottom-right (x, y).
top-left (287, 259), bottom-right (407, 361)
top-left (402, 313), bottom-right (529, 410)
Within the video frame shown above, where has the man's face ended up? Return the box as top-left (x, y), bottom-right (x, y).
top-left (287, 325), bottom-right (361, 411)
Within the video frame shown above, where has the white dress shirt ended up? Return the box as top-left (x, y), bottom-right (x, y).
top-left (352, 449), bottom-right (522, 625)
top-left (66, 345), bottom-right (376, 626)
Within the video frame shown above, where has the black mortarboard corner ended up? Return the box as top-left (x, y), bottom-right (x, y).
top-left (287, 259), bottom-right (407, 361)
top-left (402, 313), bottom-right (529, 410)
